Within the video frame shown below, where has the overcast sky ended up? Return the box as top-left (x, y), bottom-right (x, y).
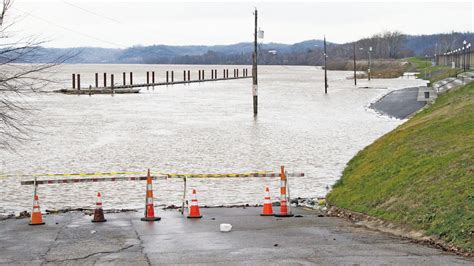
top-left (7, 0), bottom-right (474, 48)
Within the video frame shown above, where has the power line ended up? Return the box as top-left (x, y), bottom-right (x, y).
top-left (12, 7), bottom-right (126, 48)
top-left (59, 1), bottom-right (160, 44)
top-left (61, 0), bottom-right (122, 24)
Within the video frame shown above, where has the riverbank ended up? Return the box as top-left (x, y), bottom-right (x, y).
top-left (327, 81), bottom-right (474, 253)
top-left (1, 207), bottom-right (471, 265)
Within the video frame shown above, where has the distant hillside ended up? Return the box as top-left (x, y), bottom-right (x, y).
top-left (20, 32), bottom-right (474, 65)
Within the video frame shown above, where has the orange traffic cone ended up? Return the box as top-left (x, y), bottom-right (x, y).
top-left (29, 194), bottom-right (45, 225)
top-left (92, 192), bottom-right (107, 223)
top-left (187, 189), bottom-right (202, 219)
top-left (274, 166), bottom-right (294, 217)
top-left (141, 169), bottom-right (161, 222)
top-left (260, 186), bottom-right (274, 216)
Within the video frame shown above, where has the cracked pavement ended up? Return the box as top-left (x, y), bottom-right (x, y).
top-left (0, 207), bottom-right (472, 265)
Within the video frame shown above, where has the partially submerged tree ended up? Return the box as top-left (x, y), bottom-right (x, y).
top-left (0, 0), bottom-right (70, 150)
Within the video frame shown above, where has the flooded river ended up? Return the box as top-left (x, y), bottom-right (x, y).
top-left (0, 64), bottom-right (426, 215)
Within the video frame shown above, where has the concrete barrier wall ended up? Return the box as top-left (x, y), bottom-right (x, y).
top-left (436, 51), bottom-right (473, 68)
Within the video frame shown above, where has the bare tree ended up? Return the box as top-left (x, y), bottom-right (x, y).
top-left (0, 0), bottom-right (71, 150)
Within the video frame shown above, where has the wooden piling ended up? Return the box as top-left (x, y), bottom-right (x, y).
top-left (166, 71), bottom-right (169, 83)
top-left (77, 74), bottom-right (81, 90)
top-left (152, 71), bottom-right (155, 84)
top-left (146, 71), bottom-right (150, 85)
top-left (237, 69), bottom-right (239, 77)
top-left (123, 72), bottom-right (126, 86)
top-left (223, 69), bottom-right (226, 79)
top-left (171, 71), bottom-right (174, 82)
top-left (202, 70), bottom-right (205, 80)
top-left (72, 74), bottom-right (76, 89)
top-left (103, 73), bottom-right (107, 87)
top-left (130, 72), bottom-right (133, 85)
top-left (111, 74), bottom-right (115, 95)
top-left (183, 70), bottom-right (186, 81)
top-left (198, 70), bottom-right (201, 81)
top-left (187, 70), bottom-right (190, 81)
top-left (95, 73), bottom-right (98, 87)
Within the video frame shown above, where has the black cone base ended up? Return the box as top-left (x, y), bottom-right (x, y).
top-left (92, 219), bottom-right (107, 223)
top-left (260, 214), bottom-right (275, 216)
top-left (141, 217), bottom-right (161, 222)
top-left (274, 213), bottom-right (294, 217)
top-left (187, 215), bottom-right (202, 219)
top-left (29, 222), bottom-right (45, 226)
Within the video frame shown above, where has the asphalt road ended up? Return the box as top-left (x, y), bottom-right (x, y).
top-left (370, 87), bottom-right (426, 119)
top-left (0, 207), bottom-right (471, 265)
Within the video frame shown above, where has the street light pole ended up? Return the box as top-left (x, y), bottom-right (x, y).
top-left (324, 36), bottom-right (328, 94)
top-left (468, 43), bottom-right (472, 70)
top-left (368, 46), bottom-right (372, 81)
top-left (353, 42), bottom-right (357, 86)
top-left (462, 40), bottom-right (467, 71)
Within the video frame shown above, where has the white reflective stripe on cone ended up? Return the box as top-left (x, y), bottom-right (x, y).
top-left (147, 184), bottom-right (152, 190)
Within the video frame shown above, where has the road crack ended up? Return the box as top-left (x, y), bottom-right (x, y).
top-left (44, 244), bottom-right (134, 263)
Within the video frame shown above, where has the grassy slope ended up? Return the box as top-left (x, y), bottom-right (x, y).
top-left (404, 57), bottom-right (463, 84)
top-left (327, 82), bottom-right (474, 251)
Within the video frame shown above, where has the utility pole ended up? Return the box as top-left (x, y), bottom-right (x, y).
top-left (324, 36), bottom-right (328, 94)
top-left (368, 46), bottom-right (372, 81)
top-left (252, 9), bottom-right (258, 115)
top-left (353, 42), bottom-right (357, 86)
